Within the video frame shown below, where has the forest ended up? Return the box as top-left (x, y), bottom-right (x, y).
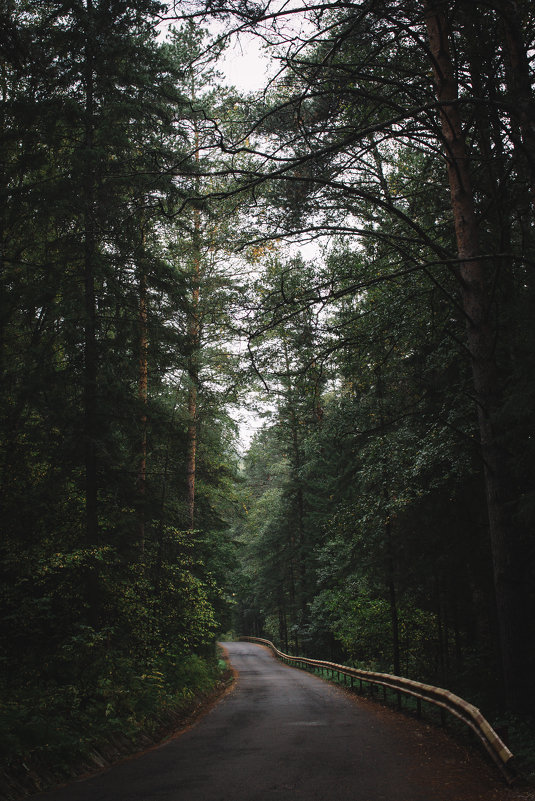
top-left (1, 0), bottom-right (535, 786)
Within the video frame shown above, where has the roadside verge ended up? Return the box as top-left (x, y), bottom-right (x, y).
top-left (0, 649), bottom-right (235, 801)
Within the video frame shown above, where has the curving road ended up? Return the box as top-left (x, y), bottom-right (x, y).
top-left (36, 641), bottom-right (515, 801)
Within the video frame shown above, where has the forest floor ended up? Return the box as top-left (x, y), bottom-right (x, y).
top-left (307, 666), bottom-right (535, 792)
top-left (334, 688), bottom-right (535, 801)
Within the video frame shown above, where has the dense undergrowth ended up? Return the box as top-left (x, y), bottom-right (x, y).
top-left (495, 715), bottom-right (535, 786)
top-left (0, 649), bottom-right (227, 784)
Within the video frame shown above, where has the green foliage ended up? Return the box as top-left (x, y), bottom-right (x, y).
top-left (231, 187), bottom-right (502, 703)
top-left (0, 651), bottom-right (226, 774)
top-left (4, 0), bottom-right (535, 779)
top-left (0, 2), bottom-right (244, 779)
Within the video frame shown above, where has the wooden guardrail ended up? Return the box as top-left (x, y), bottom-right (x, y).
top-left (240, 636), bottom-right (516, 784)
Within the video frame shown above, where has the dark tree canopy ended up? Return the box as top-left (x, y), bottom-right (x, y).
top-left (1, 0), bottom-right (535, 788)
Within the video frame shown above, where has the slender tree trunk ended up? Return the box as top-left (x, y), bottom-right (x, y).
top-left (185, 102), bottom-right (201, 529)
top-left (494, 0), bottom-right (535, 263)
top-left (186, 204), bottom-right (200, 529)
top-left (83, 0), bottom-right (99, 625)
top-left (386, 525), bottom-right (401, 676)
top-left (186, 379), bottom-right (198, 528)
top-left (282, 338), bottom-right (307, 622)
top-left (452, 594), bottom-right (463, 673)
top-left (377, 365), bottom-right (401, 676)
top-left (84, 0), bottom-right (97, 542)
top-left (0, 62), bottom-right (6, 395)
top-left (494, 0), bottom-right (535, 180)
top-left (278, 601), bottom-right (288, 652)
top-left (137, 250), bottom-right (148, 553)
top-left (435, 575), bottom-right (448, 684)
top-left (424, 0), bottom-right (526, 711)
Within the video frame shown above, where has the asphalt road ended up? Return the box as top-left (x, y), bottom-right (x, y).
top-left (36, 641), bottom-right (514, 801)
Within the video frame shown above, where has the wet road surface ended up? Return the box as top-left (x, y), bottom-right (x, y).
top-left (36, 641), bottom-right (518, 801)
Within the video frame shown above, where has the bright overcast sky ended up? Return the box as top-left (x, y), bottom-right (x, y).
top-left (218, 33), bottom-right (275, 92)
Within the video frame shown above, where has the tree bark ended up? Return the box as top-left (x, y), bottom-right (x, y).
top-left (494, 0), bottom-right (535, 181)
top-left (493, 0), bottom-right (535, 257)
top-left (282, 338), bottom-right (307, 624)
top-left (83, 0), bottom-right (98, 549)
top-left (387, 526), bottom-right (401, 677)
top-left (424, 0), bottom-right (527, 711)
top-left (137, 253), bottom-right (148, 553)
top-left (83, 0), bottom-right (100, 625)
top-left (186, 204), bottom-right (201, 529)
top-left (377, 365), bottom-right (401, 677)
top-left (185, 92), bottom-right (202, 530)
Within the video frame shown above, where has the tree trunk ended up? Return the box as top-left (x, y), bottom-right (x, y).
top-left (387, 527), bottom-right (401, 677)
top-left (494, 0), bottom-right (535, 261)
top-left (424, 0), bottom-right (527, 712)
top-left (494, 0), bottom-right (535, 181)
top-left (186, 381), bottom-right (198, 528)
top-left (278, 601), bottom-right (288, 652)
top-left (282, 338), bottom-right (307, 623)
top-left (84, 0), bottom-right (97, 540)
top-left (83, 0), bottom-right (100, 625)
top-left (137, 256), bottom-right (148, 553)
top-left (435, 575), bottom-right (448, 684)
top-left (377, 365), bottom-right (401, 677)
top-left (186, 204), bottom-right (201, 529)
top-left (185, 100), bottom-right (202, 530)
